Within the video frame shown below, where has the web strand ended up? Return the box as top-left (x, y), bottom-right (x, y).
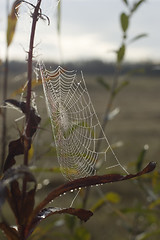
top-left (40, 64), bottom-right (129, 181)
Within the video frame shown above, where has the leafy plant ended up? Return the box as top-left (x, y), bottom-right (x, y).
top-left (0, 1), bottom-right (157, 240)
top-left (1, 0), bottom-right (20, 171)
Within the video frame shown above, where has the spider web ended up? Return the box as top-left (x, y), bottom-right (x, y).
top-left (40, 64), bottom-right (128, 181)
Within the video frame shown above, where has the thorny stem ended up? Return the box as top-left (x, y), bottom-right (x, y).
top-left (21, 1), bottom-right (42, 239)
top-left (24, 0), bottom-right (42, 166)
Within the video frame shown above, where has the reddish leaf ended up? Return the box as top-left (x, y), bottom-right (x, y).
top-left (0, 182), bottom-right (6, 208)
top-left (2, 166), bottom-right (36, 227)
top-left (3, 100), bottom-right (41, 172)
top-left (5, 99), bottom-right (41, 137)
top-left (4, 137), bottom-right (24, 172)
top-left (38, 162), bottom-right (156, 208)
top-left (27, 162), bottom-right (156, 232)
top-left (0, 222), bottom-right (19, 240)
top-left (37, 207), bottom-right (92, 222)
top-left (25, 207), bottom-right (92, 238)
top-left (23, 189), bottom-right (36, 224)
top-left (7, 181), bottom-right (22, 224)
top-left (1, 165), bottom-right (36, 210)
top-left (7, 181), bottom-right (36, 227)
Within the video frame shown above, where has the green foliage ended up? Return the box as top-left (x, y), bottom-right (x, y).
top-left (115, 0), bottom-right (147, 65)
top-left (7, 1), bottom-right (20, 47)
top-left (72, 227), bottom-right (91, 240)
top-left (129, 33), bottom-right (148, 43)
top-left (131, 0), bottom-right (146, 14)
top-left (120, 13), bottom-right (129, 34)
top-left (97, 77), bottom-right (110, 91)
top-left (106, 192), bottom-right (121, 204)
top-left (94, 2), bottom-right (158, 238)
top-left (122, 0), bottom-right (128, 6)
top-left (65, 215), bottom-right (77, 233)
top-left (91, 192), bottom-right (121, 212)
top-left (136, 145), bottom-right (149, 172)
top-left (117, 43), bottom-right (125, 63)
top-left (64, 216), bottom-right (91, 240)
top-left (113, 80), bottom-right (129, 96)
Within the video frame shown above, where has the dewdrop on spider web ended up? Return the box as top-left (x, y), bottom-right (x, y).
top-left (40, 64), bottom-right (129, 180)
top-left (40, 63), bottom-right (129, 181)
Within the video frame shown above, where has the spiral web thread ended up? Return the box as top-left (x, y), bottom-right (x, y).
top-left (40, 64), bottom-right (128, 181)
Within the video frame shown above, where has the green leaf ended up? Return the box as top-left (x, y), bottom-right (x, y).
top-left (122, 0), bottom-right (128, 6)
top-left (7, 1), bottom-right (21, 47)
top-left (97, 77), bottom-right (110, 91)
top-left (117, 44), bottom-right (125, 63)
top-left (74, 226), bottom-right (91, 240)
top-left (152, 171), bottom-right (160, 193)
top-left (136, 144), bottom-right (149, 172)
top-left (65, 215), bottom-right (77, 232)
top-left (28, 144), bottom-right (34, 161)
top-left (120, 13), bottom-right (129, 33)
top-left (113, 80), bottom-right (129, 96)
top-left (91, 192), bottom-right (121, 212)
top-left (129, 33), bottom-right (148, 43)
top-left (106, 192), bottom-right (121, 203)
top-left (131, 0), bottom-right (146, 13)
top-left (149, 198), bottom-right (160, 210)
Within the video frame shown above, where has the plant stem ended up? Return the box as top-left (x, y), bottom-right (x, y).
top-left (24, 0), bottom-right (42, 166)
top-left (21, 1), bottom-right (42, 239)
top-left (1, 0), bottom-right (9, 174)
top-left (96, 65), bottom-right (120, 152)
top-left (82, 65), bottom-right (120, 209)
top-left (1, 52), bottom-right (8, 174)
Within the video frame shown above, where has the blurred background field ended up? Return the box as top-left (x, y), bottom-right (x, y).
top-left (0, 60), bottom-right (160, 240)
top-left (0, 61), bottom-right (159, 169)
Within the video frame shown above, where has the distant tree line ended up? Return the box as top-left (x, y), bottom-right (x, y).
top-left (1, 59), bottom-right (160, 77)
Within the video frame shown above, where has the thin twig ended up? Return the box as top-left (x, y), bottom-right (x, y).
top-left (96, 65), bottom-right (120, 152)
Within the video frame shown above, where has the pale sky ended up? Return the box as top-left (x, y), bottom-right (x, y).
top-left (0, 0), bottom-right (160, 63)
